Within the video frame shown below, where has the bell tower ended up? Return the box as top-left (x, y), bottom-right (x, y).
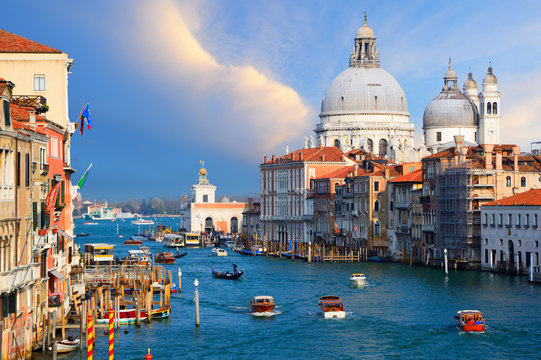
top-left (478, 65), bottom-right (501, 145)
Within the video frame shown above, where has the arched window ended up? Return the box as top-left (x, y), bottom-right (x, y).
top-left (341, 96), bottom-right (345, 110)
top-left (521, 177), bottom-right (526, 187)
top-left (374, 96), bottom-right (378, 110)
top-left (367, 139), bottom-right (373, 153)
top-left (493, 102), bottom-right (497, 115)
top-left (230, 217), bottom-right (239, 233)
top-left (334, 139), bottom-right (341, 148)
top-left (205, 217), bottom-right (213, 232)
top-left (374, 200), bottom-right (380, 212)
top-left (506, 176), bottom-right (511, 187)
top-left (379, 139), bottom-right (388, 156)
top-left (487, 102), bottom-right (492, 114)
top-left (374, 221), bottom-right (381, 236)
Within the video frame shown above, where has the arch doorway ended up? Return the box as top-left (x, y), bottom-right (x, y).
top-left (231, 217), bottom-right (239, 234)
top-left (205, 217), bottom-right (214, 233)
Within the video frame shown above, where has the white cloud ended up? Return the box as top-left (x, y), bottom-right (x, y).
top-left (132, 0), bottom-right (312, 159)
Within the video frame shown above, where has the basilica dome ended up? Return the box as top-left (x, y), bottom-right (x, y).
top-left (423, 92), bottom-right (477, 129)
top-left (320, 66), bottom-right (409, 116)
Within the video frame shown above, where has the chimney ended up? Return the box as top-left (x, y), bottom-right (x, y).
top-left (354, 164), bottom-right (359, 176)
top-left (29, 111), bottom-right (36, 124)
top-left (321, 153), bottom-right (326, 161)
top-left (495, 152), bottom-right (503, 170)
top-left (484, 144), bottom-right (494, 169)
top-left (272, 155), bottom-right (276, 163)
top-left (512, 146), bottom-right (520, 171)
top-left (460, 147), bottom-right (468, 164)
top-left (299, 152), bottom-right (303, 161)
top-left (248, 197), bottom-right (253, 208)
top-left (454, 135), bottom-right (464, 152)
top-left (384, 167), bottom-right (390, 179)
top-left (264, 155), bottom-right (268, 163)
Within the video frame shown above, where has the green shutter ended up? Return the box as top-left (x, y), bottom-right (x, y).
top-left (40, 202), bottom-right (46, 229)
top-left (33, 202), bottom-right (38, 230)
top-left (3, 100), bottom-right (10, 127)
top-left (61, 180), bottom-right (65, 204)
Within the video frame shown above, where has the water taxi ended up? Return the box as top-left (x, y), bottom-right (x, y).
top-left (154, 252), bottom-right (176, 264)
top-left (84, 243), bottom-right (114, 265)
top-left (124, 237), bottom-right (143, 245)
top-left (249, 296), bottom-right (275, 313)
top-left (350, 273), bottom-right (366, 286)
top-left (318, 295), bottom-right (345, 319)
top-left (123, 250), bottom-right (151, 265)
top-left (212, 248), bottom-right (227, 256)
top-left (455, 310), bottom-right (485, 332)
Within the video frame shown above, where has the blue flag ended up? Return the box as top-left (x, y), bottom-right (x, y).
top-left (79, 104), bottom-right (92, 135)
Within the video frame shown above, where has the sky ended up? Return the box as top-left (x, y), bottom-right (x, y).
top-left (3, 0), bottom-right (541, 201)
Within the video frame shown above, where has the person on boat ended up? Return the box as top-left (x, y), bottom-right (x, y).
top-left (467, 318), bottom-right (474, 325)
top-left (232, 264), bottom-right (238, 274)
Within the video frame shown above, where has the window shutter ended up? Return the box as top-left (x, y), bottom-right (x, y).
top-left (3, 100), bottom-right (10, 127)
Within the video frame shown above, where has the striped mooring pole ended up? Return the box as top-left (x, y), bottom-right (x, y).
top-left (87, 314), bottom-right (93, 360)
top-left (108, 307), bottom-right (114, 359)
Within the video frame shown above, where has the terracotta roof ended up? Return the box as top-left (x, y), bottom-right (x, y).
top-left (389, 169), bottom-right (423, 183)
top-left (483, 189), bottom-right (541, 206)
top-left (316, 165), bottom-right (357, 179)
top-left (263, 147), bottom-right (344, 164)
top-left (9, 103), bottom-right (46, 121)
top-left (0, 29), bottom-right (62, 53)
top-left (424, 144), bottom-right (518, 160)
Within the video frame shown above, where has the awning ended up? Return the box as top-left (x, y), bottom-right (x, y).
top-left (48, 268), bottom-right (65, 281)
top-left (57, 230), bottom-right (73, 242)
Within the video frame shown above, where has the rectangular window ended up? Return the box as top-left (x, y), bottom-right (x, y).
top-left (484, 213), bottom-right (488, 225)
top-left (436, 132), bottom-right (442, 142)
top-left (203, 194), bottom-right (208, 203)
top-left (33, 74), bottom-right (45, 91)
top-left (499, 213), bottom-right (503, 227)
top-left (526, 214), bottom-right (530, 227)
top-left (492, 213), bottom-right (495, 226)
top-left (374, 181), bottom-right (379, 192)
top-left (25, 153), bottom-right (30, 187)
top-left (517, 214), bottom-right (521, 227)
top-left (3, 100), bottom-right (10, 127)
top-left (507, 214), bottom-right (512, 226)
top-left (535, 214), bottom-right (538, 227)
top-left (485, 249), bottom-right (488, 264)
top-left (16, 151), bottom-right (20, 187)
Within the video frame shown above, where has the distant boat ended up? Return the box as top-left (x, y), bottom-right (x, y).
top-left (212, 264), bottom-right (244, 280)
top-left (173, 250), bottom-right (187, 259)
top-left (249, 296), bottom-right (275, 313)
top-left (367, 256), bottom-right (383, 262)
top-left (124, 237), bottom-right (143, 245)
top-left (132, 219), bottom-right (155, 225)
top-left (455, 310), bottom-right (485, 332)
top-left (75, 233), bottom-right (90, 237)
top-left (83, 222), bottom-right (98, 225)
top-left (350, 273), bottom-right (366, 287)
top-left (318, 295), bottom-right (345, 319)
top-left (154, 252), bottom-right (175, 264)
top-left (212, 248), bottom-right (227, 256)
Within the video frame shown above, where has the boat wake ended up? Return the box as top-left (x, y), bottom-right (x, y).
top-left (250, 310), bottom-right (281, 317)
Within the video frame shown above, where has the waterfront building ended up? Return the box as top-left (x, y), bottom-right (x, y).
top-left (260, 146), bottom-right (351, 251)
top-left (423, 60), bottom-right (501, 152)
top-left (410, 188), bottom-right (424, 264)
top-left (181, 165), bottom-right (248, 234)
top-left (421, 136), bottom-right (541, 268)
top-left (241, 199), bottom-right (261, 241)
top-left (387, 168), bottom-right (423, 261)
top-left (314, 15), bottom-right (428, 162)
top-left (481, 189), bottom-right (541, 274)
top-left (0, 80), bottom-right (44, 359)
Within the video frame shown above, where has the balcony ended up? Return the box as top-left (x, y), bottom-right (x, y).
top-left (396, 201), bottom-right (411, 209)
top-left (0, 263), bottom-right (41, 294)
top-left (11, 95), bottom-right (48, 113)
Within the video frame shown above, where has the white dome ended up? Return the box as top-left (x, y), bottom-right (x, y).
top-left (356, 24), bottom-right (375, 39)
top-left (423, 92), bottom-right (477, 129)
top-left (320, 67), bottom-right (408, 116)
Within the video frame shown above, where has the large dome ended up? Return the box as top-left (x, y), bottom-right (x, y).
top-left (320, 67), bottom-right (409, 116)
top-left (423, 92), bottom-right (477, 129)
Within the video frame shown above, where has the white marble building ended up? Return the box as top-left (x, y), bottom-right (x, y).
top-left (314, 14), bottom-right (427, 163)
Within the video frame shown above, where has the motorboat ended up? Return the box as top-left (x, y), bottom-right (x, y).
top-left (123, 250), bottom-right (151, 265)
top-left (154, 252), bottom-right (175, 264)
top-left (212, 248), bottom-right (227, 256)
top-left (96, 308), bottom-right (148, 324)
top-left (350, 273), bottom-right (366, 286)
top-left (124, 237), bottom-right (143, 245)
top-left (75, 233), bottom-right (90, 237)
top-left (249, 296), bottom-right (275, 313)
top-left (318, 295), bottom-right (345, 319)
top-left (455, 310), bottom-right (485, 332)
top-left (56, 337), bottom-right (81, 353)
top-left (212, 264), bottom-right (244, 280)
top-left (151, 305), bottom-right (171, 319)
top-left (131, 219), bottom-right (155, 225)
top-left (163, 234), bottom-right (185, 247)
top-left (83, 222), bottom-right (98, 225)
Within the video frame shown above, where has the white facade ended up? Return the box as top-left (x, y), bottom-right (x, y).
top-left (481, 205), bottom-right (541, 272)
top-left (314, 15), bottom-right (417, 161)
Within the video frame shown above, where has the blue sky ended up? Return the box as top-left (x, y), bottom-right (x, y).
top-left (3, 0), bottom-right (541, 201)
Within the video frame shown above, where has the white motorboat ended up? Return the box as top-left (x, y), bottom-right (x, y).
top-left (212, 248), bottom-right (227, 256)
top-left (163, 234), bottom-right (185, 247)
top-left (318, 295), bottom-right (346, 319)
top-left (350, 273), bottom-right (366, 286)
top-left (131, 218), bottom-right (155, 225)
top-left (56, 338), bottom-right (80, 353)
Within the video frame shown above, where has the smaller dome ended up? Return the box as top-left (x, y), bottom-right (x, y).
top-left (423, 92), bottom-right (477, 129)
top-left (463, 72), bottom-right (477, 90)
top-left (483, 66), bottom-right (497, 86)
top-left (356, 24), bottom-right (375, 39)
top-left (445, 58), bottom-right (457, 80)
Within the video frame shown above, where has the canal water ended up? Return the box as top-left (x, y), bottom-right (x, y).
top-left (55, 218), bottom-right (541, 359)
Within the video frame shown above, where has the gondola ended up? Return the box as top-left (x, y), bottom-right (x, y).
top-left (75, 233), bottom-right (90, 237)
top-left (174, 250), bottom-right (188, 259)
top-left (211, 264), bottom-right (244, 280)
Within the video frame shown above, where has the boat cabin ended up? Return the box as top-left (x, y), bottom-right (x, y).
top-left (319, 296), bottom-right (344, 312)
top-left (183, 233), bottom-right (201, 247)
top-left (163, 234), bottom-right (185, 247)
top-left (84, 243), bottom-right (114, 265)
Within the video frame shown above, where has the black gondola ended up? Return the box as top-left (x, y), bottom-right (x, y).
top-left (75, 233), bottom-right (90, 237)
top-left (174, 250), bottom-right (188, 259)
top-left (211, 264), bottom-right (244, 280)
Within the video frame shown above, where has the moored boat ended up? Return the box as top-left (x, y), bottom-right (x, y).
top-left (155, 252), bottom-right (175, 264)
top-left (318, 295), bottom-right (345, 319)
top-left (249, 296), bottom-right (275, 313)
top-left (56, 337), bottom-right (81, 353)
top-left (124, 237), bottom-right (143, 245)
top-left (151, 305), bottom-right (171, 319)
top-left (96, 308), bottom-right (148, 324)
top-left (350, 273), bottom-right (366, 286)
top-left (212, 248), bottom-right (227, 256)
top-left (455, 310), bottom-right (485, 332)
top-left (75, 233), bottom-right (90, 237)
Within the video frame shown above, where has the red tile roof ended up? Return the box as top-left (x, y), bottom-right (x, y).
top-left (263, 147), bottom-right (344, 164)
top-left (483, 189), bottom-right (541, 206)
top-left (10, 103), bottom-right (46, 121)
top-left (389, 169), bottom-right (423, 183)
top-left (316, 165), bottom-right (357, 179)
top-left (0, 29), bottom-right (62, 53)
